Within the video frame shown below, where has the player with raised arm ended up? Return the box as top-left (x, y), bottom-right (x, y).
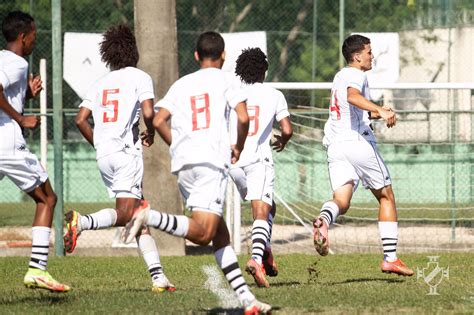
top-left (229, 47), bottom-right (293, 288)
top-left (313, 34), bottom-right (413, 276)
top-left (122, 32), bottom-right (271, 314)
top-left (63, 24), bottom-right (175, 292)
top-left (0, 11), bottom-right (70, 292)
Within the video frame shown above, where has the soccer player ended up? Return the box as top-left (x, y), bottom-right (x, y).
top-left (0, 11), bottom-right (70, 292)
top-left (63, 24), bottom-right (175, 292)
top-left (122, 32), bottom-right (271, 314)
top-left (313, 34), bottom-right (413, 276)
top-left (229, 47), bottom-right (293, 288)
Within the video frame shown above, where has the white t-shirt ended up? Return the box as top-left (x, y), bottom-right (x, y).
top-left (230, 83), bottom-right (290, 167)
top-left (323, 67), bottom-right (376, 146)
top-left (155, 68), bottom-right (246, 174)
top-left (0, 50), bottom-right (29, 155)
top-left (79, 67), bottom-right (154, 159)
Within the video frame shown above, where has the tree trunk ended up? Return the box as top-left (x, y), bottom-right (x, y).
top-left (134, 0), bottom-right (185, 255)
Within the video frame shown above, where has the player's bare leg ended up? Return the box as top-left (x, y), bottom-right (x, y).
top-left (25, 180), bottom-right (70, 292)
top-left (371, 185), bottom-right (413, 276)
top-left (246, 200), bottom-right (271, 287)
top-left (263, 201), bottom-right (278, 277)
top-left (314, 182), bottom-right (353, 256)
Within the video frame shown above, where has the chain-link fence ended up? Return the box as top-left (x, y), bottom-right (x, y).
top-left (0, 1), bottom-right (473, 253)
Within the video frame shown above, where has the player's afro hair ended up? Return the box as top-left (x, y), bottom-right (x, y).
top-left (235, 47), bottom-right (268, 84)
top-left (100, 24), bottom-right (139, 70)
top-left (2, 11), bottom-right (34, 42)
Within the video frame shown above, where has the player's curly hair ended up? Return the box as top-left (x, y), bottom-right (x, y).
top-left (2, 11), bottom-right (34, 42)
top-left (100, 24), bottom-right (139, 70)
top-left (235, 47), bottom-right (268, 84)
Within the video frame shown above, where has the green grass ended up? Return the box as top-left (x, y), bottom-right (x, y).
top-left (1, 253), bottom-right (472, 314)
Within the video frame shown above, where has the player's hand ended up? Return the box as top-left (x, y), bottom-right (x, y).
top-left (231, 145), bottom-right (241, 164)
top-left (28, 74), bottom-right (43, 98)
top-left (19, 115), bottom-right (40, 129)
top-left (377, 107), bottom-right (396, 128)
top-left (140, 130), bottom-right (154, 147)
top-left (272, 134), bottom-right (287, 152)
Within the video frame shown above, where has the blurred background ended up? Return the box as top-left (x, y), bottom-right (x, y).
top-left (0, 0), bottom-right (473, 255)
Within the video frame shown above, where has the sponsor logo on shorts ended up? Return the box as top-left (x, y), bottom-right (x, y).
top-left (215, 198), bottom-right (222, 205)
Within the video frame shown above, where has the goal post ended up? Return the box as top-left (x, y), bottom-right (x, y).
top-left (226, 82), bottom-right (474, 255)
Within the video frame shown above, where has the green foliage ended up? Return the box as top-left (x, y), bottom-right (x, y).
top-left (0, 254), bottom-right (472, 313)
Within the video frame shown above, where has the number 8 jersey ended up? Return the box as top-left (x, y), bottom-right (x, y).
top-left (323, 67), bottom-right (376, 147)
top-left (155, 68), bottom-right (246, 174)
top-left (79, 67), bottom-right (154, 159)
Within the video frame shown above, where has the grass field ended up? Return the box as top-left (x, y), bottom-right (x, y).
top-left (1, 253), bottom-right (472, 314)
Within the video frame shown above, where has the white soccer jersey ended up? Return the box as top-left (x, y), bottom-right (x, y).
top-left (230, 83), bottom-right (290, 167)
top-left (0, 50), bottom-right (29, 155)
top-left (155, 68), bottom-right (246, 174)
top-left (323, 67), bottom-right (376, 146)
top-left (79, 67), bottom-right (154, 159)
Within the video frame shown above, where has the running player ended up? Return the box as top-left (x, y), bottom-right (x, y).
top-left (229, 47), bottom-right (293, 288)
top-left (0, 11), bottom-right (70, 292)
top-left (63, 24), bottom-right (175, 292)
top-left (313, 34), bottom-right (413, 276)
top-left (122, 32), bottom-right (271, 314)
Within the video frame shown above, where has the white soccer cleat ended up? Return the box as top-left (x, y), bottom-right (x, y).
top-left (152, 274), bottom-right (176, 293)
top-left (121, 200), bottom-right (150, 244)
top-left (243, 298), bottom-right (272, 315)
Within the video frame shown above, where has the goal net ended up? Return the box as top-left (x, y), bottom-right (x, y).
top-left (228, 82), bottom-right (474, 255)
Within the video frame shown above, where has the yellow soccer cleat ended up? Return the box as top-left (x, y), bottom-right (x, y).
top-left (64, 210), bottom-right (81, 254)
top-left (24, 268), bottom-right (71, 292)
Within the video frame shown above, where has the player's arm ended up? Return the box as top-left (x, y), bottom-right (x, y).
top-left (347, 87), bottom-right (396, 128)
top-left (232, 101), bottom-right (249, 164)
top-left (0, 85), bottom-right (39, 128)
top-left (75, 107), bottom-right (94, 146)
top-left (140, 99), bottom-right (155, 147)
top-left (26, 73), bottom-right (42, 100)
top-left (273, 117), bottom-right (293, 152)
top-left (153, 107), bottom-right (172, 146)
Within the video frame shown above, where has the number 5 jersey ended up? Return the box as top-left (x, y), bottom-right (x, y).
top-left (79, 67), bottom-right (154, 159)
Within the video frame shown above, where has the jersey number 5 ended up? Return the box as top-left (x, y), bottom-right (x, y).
top-left (102, 88), bottom-right (120, 123)
top-left (330, 90), bottom-right (341, 120)
top-left (191, 93), bottom-right (210, 131)
top-left (247, 105), bottom-right (260, 136)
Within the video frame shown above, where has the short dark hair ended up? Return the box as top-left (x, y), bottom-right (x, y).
top-left (196, 31), bottom-right (224, 61)
top-left (2, 11), bottom-right (34, 42)
top-left (235, 47), bottom-right (268, 84)
top-left (342, 34), bottom-right (370, 63)
top-left (100, 24), bottom-right (139, 70)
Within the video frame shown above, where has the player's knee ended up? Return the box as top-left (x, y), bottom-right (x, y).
top-left (44, 191), bottom-right (57, 209)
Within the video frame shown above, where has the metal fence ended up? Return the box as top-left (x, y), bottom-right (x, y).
top-left (0, 1), bottom-right (473, 253)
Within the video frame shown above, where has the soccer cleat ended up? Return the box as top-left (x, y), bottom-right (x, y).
top-left (262, 249), bottom-right (278, 277)
top-left (245, 259), bottom-right (269, 288)
top-left (121, 200), bottom-right (150, 244)
top-left (381, 258), bottom-right (414, 276)
top-left (313, 217), bottom-right (329, 256)
top-left (152, 274), bottom-right (176, 293)
top-left (243, 298), bottom-right (272, 315)
top-left (24, 268), bottom-right (70, 292)
top-left (64, 210), bottom-right (81, 254)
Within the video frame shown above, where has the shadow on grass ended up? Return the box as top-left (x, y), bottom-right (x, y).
top-left (1, 292), bottom-right (70, 305)
top-left (327, 277), bottom-right (405, 285)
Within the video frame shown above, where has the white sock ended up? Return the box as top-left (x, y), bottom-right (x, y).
top-left (251, 219), bottom-right (270, 264)
top-left (378, 221), bottom-right (398, 262)
top-left (80, 208), bottom-right (117, 230)
top-left (215, 246), bottom-right (255, 304)
top-left (137, 233), bottom-right (163, 282)
top-left (29, 226), bottom-right (51, 271)
top-left (147, 209), bottom-right (189, 237)
top-left (319, 201), bottom-right (339, 226)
